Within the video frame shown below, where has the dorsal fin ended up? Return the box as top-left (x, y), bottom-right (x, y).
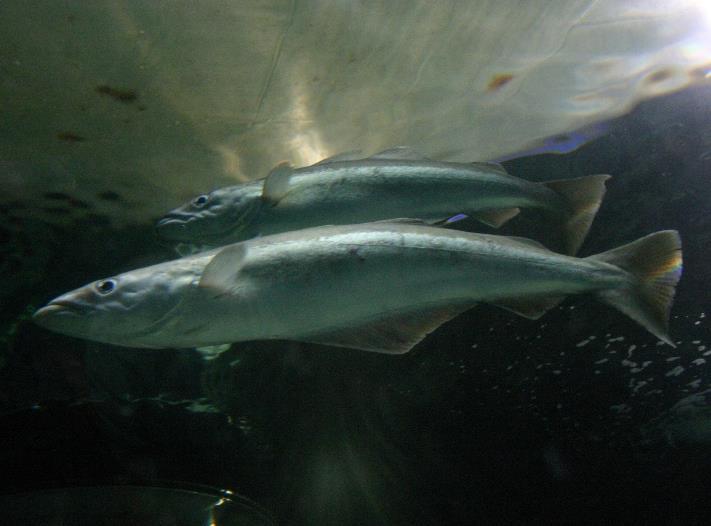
top-left (311, 150), bottom-right (363, 166)
top-left (369, 146), bottom-right (429, 161)
top-left (262, 162), bottom-right (294, 204)
top-left (298, 303), bottom-right (475, 354)
top-left (199, 243), bottom-right (249, 294)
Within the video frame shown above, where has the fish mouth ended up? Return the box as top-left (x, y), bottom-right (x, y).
top-left (33, 300), bottom-right (86, 323)
top-left (157, 214), bottom-right (188, 225)
top-left (156, 216), bottom-right (188, 229)
top-left (156, 214), bottom-right (238, 244)
top-left (155, 215), bottom-right (191, 240)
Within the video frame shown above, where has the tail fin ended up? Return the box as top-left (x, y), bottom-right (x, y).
top-left (543, 174), bottom-right (611, 255)
top-left (586, 230), bottom-right (682, 346)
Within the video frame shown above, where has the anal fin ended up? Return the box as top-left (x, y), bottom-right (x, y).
top-left (429, 213), bottom-right (469, 227)
top-left (298, 303), bottom-right (476, 354)
top-left (470, 207), bottom-right (520, 228)
top-left (542, 174), bottom-right (610, 255)
top-left (493, 295), bottom-right (565, 320)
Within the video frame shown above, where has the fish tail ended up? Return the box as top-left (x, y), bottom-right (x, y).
top-left (586, 230), bottom-right (682, 346)
top-left (543, 174), bottom-right (611, 255)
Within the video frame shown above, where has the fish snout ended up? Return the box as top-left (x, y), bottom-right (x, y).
top-left (33, 290), bottom-right (93, 327)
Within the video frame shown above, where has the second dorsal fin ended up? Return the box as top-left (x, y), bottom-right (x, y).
top-left (369, 146), bottom-right (429, 161)
top-left (311, 150), bottom-right (363, 165)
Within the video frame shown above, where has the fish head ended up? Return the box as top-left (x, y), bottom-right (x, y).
top-left (33, 260), bottom-right (197, 347)
top-left (155, 182), bottom-right (263, 245)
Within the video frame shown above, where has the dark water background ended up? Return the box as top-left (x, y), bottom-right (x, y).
top-left (1, 85), bottom-right (710, 525)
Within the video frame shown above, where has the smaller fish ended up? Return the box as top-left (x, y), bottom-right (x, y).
top-left (156, 148), bottom-right (610, 255)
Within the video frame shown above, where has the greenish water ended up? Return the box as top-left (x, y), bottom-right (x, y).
top-left (1, 2), bottom-right (711, 525)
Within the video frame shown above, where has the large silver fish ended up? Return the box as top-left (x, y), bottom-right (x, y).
top-left (156, 148), bottom-right (610, 256)
top-left (34, 221), bottom-right (682, 354)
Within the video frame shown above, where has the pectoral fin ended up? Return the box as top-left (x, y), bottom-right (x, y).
top-left (298, 303), bottom-right (475, 354)
top-left (262, 162), bottom-right (294, 204)
top-left (199, 243), bottom-right (249, 295)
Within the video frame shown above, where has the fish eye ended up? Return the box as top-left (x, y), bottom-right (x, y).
top-left (95, 279), bottom-right (116, 295)
top-left (192, 194), bottom-right (210, 207)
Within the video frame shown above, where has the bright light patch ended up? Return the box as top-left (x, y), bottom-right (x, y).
top-left (695, 0), bottom-right (711, 32)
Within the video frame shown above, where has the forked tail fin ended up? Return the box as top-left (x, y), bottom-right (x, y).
top-left (586, 230), bottom-right (682, 346)
top-left (543, 174), bottom-right (611, 255)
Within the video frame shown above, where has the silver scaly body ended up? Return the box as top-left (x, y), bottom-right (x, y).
top-left (157, 149), bottom-right (610, 255)
top-left (34, 221), bottom-right (682, 353)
